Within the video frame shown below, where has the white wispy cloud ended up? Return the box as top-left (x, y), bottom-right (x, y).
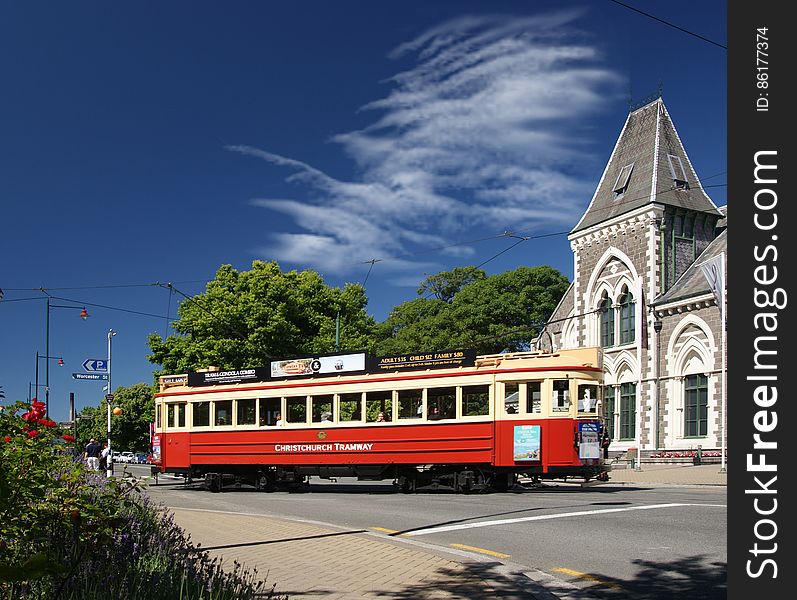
top-left (232, 10), bottom-right (622, 280)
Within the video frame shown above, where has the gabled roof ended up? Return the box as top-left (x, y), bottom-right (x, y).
top-left (651, 230), bottom-right (726, 306)
top-left (572, 98), bottom-right (722, 234)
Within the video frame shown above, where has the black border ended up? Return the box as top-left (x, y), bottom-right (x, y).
top-left (728, 3), bottom-right (792, 597)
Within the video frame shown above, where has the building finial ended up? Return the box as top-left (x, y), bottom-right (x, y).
top-left (629, 85), bottom-right (664, 112)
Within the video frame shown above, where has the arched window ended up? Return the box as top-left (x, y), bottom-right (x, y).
top-left (600, 293), bottom-right (614, 347)
top-left (619, 288), bottom-right (635, 344)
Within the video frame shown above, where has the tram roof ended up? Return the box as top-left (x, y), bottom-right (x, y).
top-left (156, 347), bottom-right (602, 396)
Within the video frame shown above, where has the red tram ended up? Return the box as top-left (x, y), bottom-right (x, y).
top-left (153, 347), bottom-right (610, 492)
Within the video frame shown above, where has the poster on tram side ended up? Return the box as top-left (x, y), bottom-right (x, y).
top-left (578, 421), bottom-right (601, 459)
top-left (513, 425), bottom-right (541, 461)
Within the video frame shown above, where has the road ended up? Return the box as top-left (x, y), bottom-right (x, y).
top-left (124, 465), bottom-right (726, 599)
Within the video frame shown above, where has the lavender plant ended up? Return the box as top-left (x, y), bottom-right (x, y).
top-left (1, 400), bottom-right (284, 599)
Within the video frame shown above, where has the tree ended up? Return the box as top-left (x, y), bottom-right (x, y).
top-left (75, 383), bottom-right (154, 452)
top-left (148, 261), bottom-right (376, 375)
top-left (416, 266), bottom-right (486, 302)
top-left (374, 265), bottom-right (569, 355)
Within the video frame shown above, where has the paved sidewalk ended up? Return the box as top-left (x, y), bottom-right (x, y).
top-left (169, 507), bottom-right (547, 599)
top-left (603, 462), bottom-right (727, 486)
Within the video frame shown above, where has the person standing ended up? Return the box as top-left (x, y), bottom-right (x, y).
top-left (99, 442), bottom-right (110, 473)
top-left (84, 438), bottom-right (101, 471)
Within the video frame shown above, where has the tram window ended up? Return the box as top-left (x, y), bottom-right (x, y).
top-left (398, 389), bottom-right (422, 419)
top-left (286, 396), bottom-right (307, 424)
top-left (462, 385), bottom-right (489, 416)
top-left (237, 398), bottom-right (256, 425)
top-left (215, 400), bottom-right (232, 425)
top-left (578, 384), bottom-right (600, 413)
top-left (504, 383), bottom-right (519, 414)
top-left (552, 380), bottom-right (571, 412)
top-left (427, 387), bottom-right (455, 419)
top-left (526, 382), bottom-right (542, 414)
top-left (258, 398), bottom-right (281, 426)
top-left (338, 393), bottom-right (362, 421)
top-left (193, 402), bottom-right (210, 427)
top-left (155, 403), bottom-right (162, 428)
top-left (312, 395), bottom-right (334, 423)
top-left (366, 391), bottom-right (392, 422)
top-left (166, 403), bottom-right (186, 428)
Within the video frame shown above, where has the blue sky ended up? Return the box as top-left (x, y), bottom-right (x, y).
top-left (0, 1), bottom-right (726, 422)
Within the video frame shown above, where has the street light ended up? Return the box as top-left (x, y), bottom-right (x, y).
top-left (42, 295), bottom-right (89, 420)
top-left (35, 351), bottom-right (65, 407)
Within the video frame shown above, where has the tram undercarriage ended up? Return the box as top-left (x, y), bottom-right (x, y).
top-left (173, 463), bottom-right (608, 493)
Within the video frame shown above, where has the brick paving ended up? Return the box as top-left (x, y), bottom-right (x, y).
top-left (606, 462), bottom-right (727, 486)
top-left (169, 508), bottom-right (541, 599)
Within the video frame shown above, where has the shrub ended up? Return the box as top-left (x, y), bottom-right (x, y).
top-left (1, 400), bottom-right (283, 599)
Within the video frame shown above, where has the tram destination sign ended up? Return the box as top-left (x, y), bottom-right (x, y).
top-left (367, 349), bottom-right (476, 373)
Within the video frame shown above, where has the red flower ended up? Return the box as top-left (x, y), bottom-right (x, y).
top-left (27, 430), bottom-right (39, 438)
top-left (38, 419), bottom-right (57, 428)
top-left (62, 434), bottom-right (76, 442)
top-left (2, 436), bottom-right (10, 443)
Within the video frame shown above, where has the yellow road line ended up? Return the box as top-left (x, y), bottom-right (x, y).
top-left (450, 543), bottom-right (510, 559)
top-left (370, 527), bottom-right (400, 534)
top-left (553, 567), bottom-right (622, 589)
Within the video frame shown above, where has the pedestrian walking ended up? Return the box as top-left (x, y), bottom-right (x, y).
top-left (84, 438), bottom-right (101, 471)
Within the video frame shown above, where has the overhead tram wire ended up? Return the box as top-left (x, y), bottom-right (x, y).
top-left (606, 0), bottom-right (727, 49)
top-left (460, 306), bottom-right (608, 350)
top-left (0, 289), bottom-right (168, 319)
top-left (352, 181), bottom-right (727, 276)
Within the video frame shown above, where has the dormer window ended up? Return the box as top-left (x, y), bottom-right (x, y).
top-left (667, 154), bottom-right (689, 189)
top-left (613, 163), bottom-right (634, 196)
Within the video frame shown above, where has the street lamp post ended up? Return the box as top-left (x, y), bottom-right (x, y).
top-left (42, 295), bottom-right (89, 420)
top-left (35, 351), bottom-right (64, 408)
top-left (106, 329), bottom-right (117, 477)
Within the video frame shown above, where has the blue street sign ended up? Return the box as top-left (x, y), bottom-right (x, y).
top-left (72, 373), bottom-right (109, 381)
top-left (83, 359), bottom-right (108, 372)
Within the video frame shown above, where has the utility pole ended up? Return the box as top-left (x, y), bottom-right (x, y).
top-left (106, 329), bottom-right (117, 477)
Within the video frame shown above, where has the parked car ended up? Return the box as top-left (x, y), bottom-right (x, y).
top-left (117, 451), bottom-right (135, 464)
top-left (135, 453), bottom-right (148, 464)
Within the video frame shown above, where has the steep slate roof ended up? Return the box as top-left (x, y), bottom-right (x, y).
top-left (652, 229), bottom-right (727, 306)
top-left (572, 97), bottom-right (722, 234)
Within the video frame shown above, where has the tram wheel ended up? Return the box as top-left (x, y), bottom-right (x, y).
top-left (204, 473), bottom-right (222, 493)
top-left (490, 473), bottom-right (512, 493)
top-left (397, 472), bottom-right (417, 493)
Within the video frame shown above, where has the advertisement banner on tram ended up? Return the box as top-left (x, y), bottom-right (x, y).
top-left (578, 421), bottom-right (601, 459)
top-left (271, 352), bottom-right (367, 378)
top-left (367, 349), bottom-right (476, 373)
top-left (513, 425), bottom-right (541, 461)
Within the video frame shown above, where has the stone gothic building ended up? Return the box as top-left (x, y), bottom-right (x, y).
top-left (536, 96), bottom-right (727, 458)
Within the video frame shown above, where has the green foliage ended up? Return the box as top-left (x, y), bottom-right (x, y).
top-left (75, 384), bottom-right (154, 452)
top-left (1, 400), bottom-right (281, 599)
top-left (417, 266), bottom-right (487, 302)
top-left (374, 265), bottom-right (570, 355)
top-left (148, 260), bottom-right (376, 374)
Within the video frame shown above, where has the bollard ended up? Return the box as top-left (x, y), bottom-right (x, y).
top-left (693, 446), bottom-right (702, 465)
